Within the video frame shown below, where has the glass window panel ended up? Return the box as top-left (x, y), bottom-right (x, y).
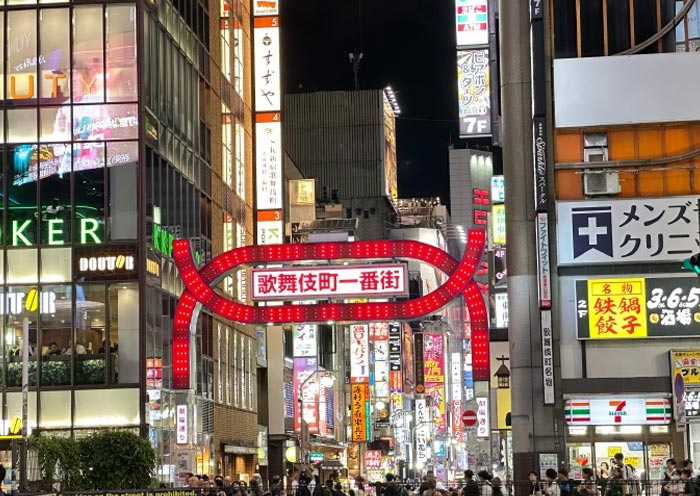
top-left (109, 283), bottom-right (139, 384)
top-left (74, 388), bottom-right (139, 427)
top-left (40, 108), bottom-right (70, 142)
top-left (106, 5), bottom-right (137, 102)
top-left (73, 103), bottom-right (138, 141)
top-left (7, 10), bottom-right (38, 101)
top-left (73, 142), bottom-right (105, 172)
top-left (40, 284), bottom-right (71, 387)
top-left (7, 109), bottom-right (38, 143)
top-left (74, 168), bottom-right (104, 245)
top-left (3, 293), bottom-right (38, 388)
top-left (40, 147), bottom-right (71, 245)
top-left (73, 6), bottom-right (104, 103)
top-left (6, 250), bottom-right (37, 283)
top-left (106, 140), bottom-right (138, 167)
top-left (40, 248), bottom-right (71, 283)
top-left (75, 283), bottom-right (107, 384)
top-left (8, 146), bottom-right (38, 246)
top-left (39, 9), bottom-right (70, 102)
top-left (108, 163), bottom-right (137, 240)
top-left (39, 390), bottom-right (71, 428)
top-left (6, 391), bottom-right (37, 434)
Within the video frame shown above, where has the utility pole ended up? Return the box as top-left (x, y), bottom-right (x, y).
top-left (500, 0), bottom-right (560, 485)
top-left (20, 317), bottom-right (29, 492)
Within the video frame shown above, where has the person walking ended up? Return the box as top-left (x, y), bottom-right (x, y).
top-left (579, 468), bottom-right (597, 496)
top-left (542, 469), bottom-right (560, 496)
top-left (492, 478), bottom-right (504, 496)
top-left (528, 471), bottom-right (541, 496)
top-left (463, 470), bottom-right (480, 496)
top-left (477, 471), bottom-right (493, 496)
top-left (605, 467), bottom-right (625, 496)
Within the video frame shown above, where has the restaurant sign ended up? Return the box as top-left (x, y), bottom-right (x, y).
top-left (576, 277), bottom-right (700, 339)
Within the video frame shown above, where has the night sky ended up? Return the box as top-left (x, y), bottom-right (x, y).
top-left (281, 0), bottom-right (468, 207)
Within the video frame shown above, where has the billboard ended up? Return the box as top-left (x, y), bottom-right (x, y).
top-left (293, 357), bottom-right (319, 433)
top-left (564, 398), bottom-right (672, 426)
top-left (575, 277), bottom-right (700, 339)
top-left (253, 0), bottom-right (279, 16)
top-left (415, 398), bottom-right (429, 463)
top-left (670, 350), bottom-right (700, 419)
top-left (252, 264), bottom-right (408, 301)
top-left (351, 383), bottom-right (369, 442)
top-left (255, 114), bottom-right (282, 211)
top-left (557, 197), bottom-right (700, 265)
top-left (424, 333), bottom-right (445, 383)
top-left (455, 0), bottom-right (489, 47)
top-left (491, 204), bottom-right (506, 245)
top-left (383, 93), bottom-right (398, 202)
top-left (458, 49), bottom-right (491, 137)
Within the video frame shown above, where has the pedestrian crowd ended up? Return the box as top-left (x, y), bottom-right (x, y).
top-left (184, 472), bottom-right (282, 496)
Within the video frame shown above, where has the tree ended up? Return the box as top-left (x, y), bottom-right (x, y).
top-left (30, 436), bottom-right (83, 491)
top-left (79, 430), bottom-right (156, 490)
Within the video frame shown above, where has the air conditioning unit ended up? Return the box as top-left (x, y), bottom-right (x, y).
top-left (583, 171), bottom-right (621, 196)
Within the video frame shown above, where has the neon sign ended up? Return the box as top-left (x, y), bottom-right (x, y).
top-left (1, 290), bottom-right (56, 315)
top-left (171, 230), bottom-right (489, 388)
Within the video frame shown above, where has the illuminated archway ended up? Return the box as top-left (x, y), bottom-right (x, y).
top-left (172, 229), bottom-right (489, 388)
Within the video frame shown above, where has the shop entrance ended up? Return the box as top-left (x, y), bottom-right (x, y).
top-left (567, 426), bottom-right (672, 481)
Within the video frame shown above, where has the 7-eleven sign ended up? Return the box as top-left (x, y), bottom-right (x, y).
top-left (565, 399), bottom-right (671, 426)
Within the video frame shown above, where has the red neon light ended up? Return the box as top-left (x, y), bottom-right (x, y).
top-left (172, 232), bottom-right (486, 389)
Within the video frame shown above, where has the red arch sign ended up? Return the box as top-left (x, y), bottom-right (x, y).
top-left (172, 229), bottom-right (489, 388)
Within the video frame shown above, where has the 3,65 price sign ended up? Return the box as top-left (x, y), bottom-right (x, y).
top-left (576, 277), bottom-right (700, 339)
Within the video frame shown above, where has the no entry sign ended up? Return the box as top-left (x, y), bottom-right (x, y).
top-left (462, 409), bottom-right (478, 427)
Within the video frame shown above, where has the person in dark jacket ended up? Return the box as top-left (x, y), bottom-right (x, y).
top-left (464, 470), bottom-right (480, 496)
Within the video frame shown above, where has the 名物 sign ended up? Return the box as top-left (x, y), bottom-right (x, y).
top-left (564, 398), bottom-right (672, 426)
top-left (557, 197), bottom-right (700, 265)
top-left (576, 277), bottom-right (700, 339)
top-left (252, 264), bottom-right (408, 300)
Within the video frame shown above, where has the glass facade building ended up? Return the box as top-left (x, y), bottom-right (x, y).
top-left (0, 0), bottom-right (257, 483)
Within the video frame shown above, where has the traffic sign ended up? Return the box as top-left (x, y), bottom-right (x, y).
top-left (462, 409), bottom-right (478, 427)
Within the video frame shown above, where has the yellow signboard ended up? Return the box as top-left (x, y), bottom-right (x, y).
top-left (671, 350), bottom-right (700, 384)
top-left (491, 204), bottom-right (506, 245)
top-left (607, 446), bottom-right (623, 458)
top-left (587, 278), bottom-right (647, 339)
top-left (626, 456), bottom-right (640, 468)
top-left (351, 384), bottom-right (368, 442)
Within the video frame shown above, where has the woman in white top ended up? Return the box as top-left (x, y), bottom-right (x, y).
top-left (477, 471), bottom-right (493, 496)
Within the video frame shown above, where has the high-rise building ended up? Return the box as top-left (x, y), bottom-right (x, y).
top-left (0, 0), bottom-right (257, 483)
top-left (284, 89), bottom-right (399, 241)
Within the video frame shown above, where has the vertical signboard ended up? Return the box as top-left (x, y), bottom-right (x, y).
top-left (536, 212), bottom-right (552, 309)
top-left (541, 311), bottom-right (555, 405)
top-left (415, 398), bottom-right (429, 463)
top-left (458, 50), bottom-right (491, 137)
top-left (176, 405), bottom-right (188, 444)
top-left (476, 396), bottom-right (489, 437)
top-left (350, 324), bottom-right (370, 383)
top-left (533, 117), bottom-right (548, 212)
top-left (254, 9), bottom-right (283, 244)
top-left (293, 357), bottom-right (319, 433)
top-left (351, 383), bottom-right (369, 442)
top-left (414, 332), bottom-right (425, 394)
top-left (293, 324), bottom-right (317, 357)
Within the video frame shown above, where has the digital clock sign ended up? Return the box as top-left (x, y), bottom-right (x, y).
top-left (576, 277), bottom-right (700, 339)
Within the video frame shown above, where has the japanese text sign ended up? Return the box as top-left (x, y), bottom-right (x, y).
top-left (455, 0), bottom-right (489, 47)
top-left (350, 325), bottom-right (370, 383)
top-left (670, 350), bottom-right (700, 419)
top-left (476, 396), bottom-right (489, 437)
top-left (176, 405), bottom-right (188, 444)
top-left (415, 399), bottom-right (429, 463)
top-left (252, 264), bottom-right (408, 301)
top-left (255, 116), bottom-right (282, 211)
top-left (364, 450), bottom-right (382, 469)
top-left (426, 383), bottom-right (446, 433)
top-left (424, 333), bottom-right (445, 383)
top-left (576, 277), bottom-right (700, 339)
top-left (541, 310), bottom-right (555, 405)
top-left (369, 322), bottom-right (390, 341)
top-left (293, 358), bottom-right (319, 433)
top-left (557, 197), bottom-right (700, 265)
top-left (537, 213), bottom-right (552, 309)
top-left (293, 324), bottom-right (317, 357)
top-left (351, 383), bottom-right (369, 442)
top-left (458, 49), bottom-right (491, 137)
top-left (491, 204), bottom-right (506, 245)
top-left (388, 322), bottom-right (402, 375)
top-left (253, 0), bottom-right (278, 16)
top-left (253, 17), bottom-right (281, 112)
top-left (672, 350), bottom-right (700, 384)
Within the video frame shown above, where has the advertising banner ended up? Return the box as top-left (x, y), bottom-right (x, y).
top-left (351, 383), bottom-right (369, 442)
top-left (458, 49), bottom-right (491, 137)
top-left (369, 322), bottom-right (390, 341)
top-left (576, 277), bottom-right (700, 339)
top-left (536, 213), bottom-right (552, 308)
top-left (491, 176), bottom-right (505, 203)
top-left (253, 0), bottom-right (279, 16)
top-left (350, 325), bottom-right (370, 382)
top-left (402, 323), bottom-right (415, 392)
top-left (415, 332), bottom-right (426, 394)
top-left (424, 333), bottom-right (445, 383)
top-left (557, 197), bottom-right (700, 265)
top-left (564, 398), bottom-right (672, 426)
top-left (251, 264), bottom-right (408, 300)
top-left (452, 399), bottom-right (463, 442)
top-left (388, 322), bottom-right (402, 383)
top-left (455, 0), bottom-right (489, 47)
top-left (293, 324), bottom-right (317, 358)
top-left (426, 383), bottom-right (446, 433)
top-left (492, 248), bottom-right (507, 287)
top-left (670, 350), bottom-right (700, 419)
top-left (491, 204), bottom-right (506, 245)
top-left (293, 358), bottom-right (319, 433)
top-left (533, 117), bottom-right (548, 211)
top-left (364, 450), bottom-right (382, 469)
